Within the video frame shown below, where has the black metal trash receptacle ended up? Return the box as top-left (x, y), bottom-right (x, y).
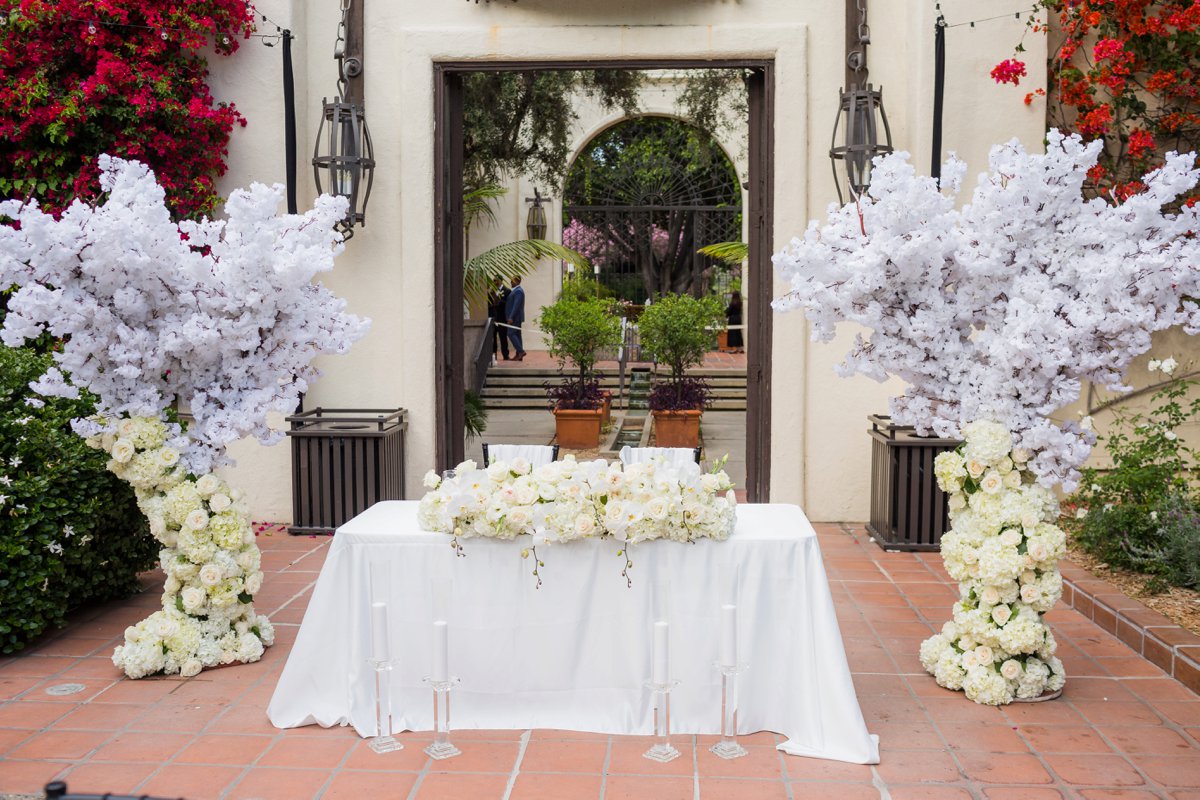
top-left (866, 415), bottom-right (960, 552)
top-left (287, 408), bottom-right (408, 535)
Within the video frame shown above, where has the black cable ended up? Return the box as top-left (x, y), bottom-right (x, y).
top-left (282, 29), bottom-right (298, 215)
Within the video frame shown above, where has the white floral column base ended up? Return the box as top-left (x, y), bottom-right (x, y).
top-left (919, 421), bottom-right (1067, 705)
top-left (90, 417), bottom-right (273, 678)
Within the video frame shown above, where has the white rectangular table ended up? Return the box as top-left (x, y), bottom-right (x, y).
top-left (267, 501), bottom-right (880, 764)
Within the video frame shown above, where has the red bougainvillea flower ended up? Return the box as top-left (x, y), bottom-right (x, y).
top-left (1127, 129), bottom-right (1155, 159)
top-left (991, 58), bottom-right (1028, 85)
top-left (0, 0), bottom-right (254, 220)
top-left (1093, 38), bottom-right (1127, 61)
top-left (1076, 105), bottom-right (1114, 136)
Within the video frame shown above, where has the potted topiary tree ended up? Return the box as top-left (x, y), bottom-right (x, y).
top-left (638, 293), bottom-right (725, 447)
top-left (538, 297), bottom-right (622, 449)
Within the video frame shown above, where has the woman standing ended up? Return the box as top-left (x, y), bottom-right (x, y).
top-left (725, 290), bottom-right (744, 353)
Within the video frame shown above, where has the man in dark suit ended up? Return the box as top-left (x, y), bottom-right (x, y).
top-left (505, 275), bottom-right (527, 361)
top-left (487, 277), bottom-right (510, 361)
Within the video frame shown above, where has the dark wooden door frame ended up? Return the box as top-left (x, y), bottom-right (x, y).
top-left (434, 59), bottom-right (774, 502)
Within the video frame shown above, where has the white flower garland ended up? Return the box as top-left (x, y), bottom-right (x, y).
top-left (418, 456), bottom-right (737, 585)
top-left (88, 416), bottom-right (274, 678)
top-left (919, 421), bottom-right (1066, 705)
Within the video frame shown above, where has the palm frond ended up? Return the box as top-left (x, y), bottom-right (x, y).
top-left (697, 241), bottom-right (749, 266)
top-left (464, 183), bottom-right (508, 233)
top-left (463, 240), bottom-right (591, 306)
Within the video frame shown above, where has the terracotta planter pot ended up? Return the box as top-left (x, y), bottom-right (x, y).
top-left (652, 409), bottom-right (702, 448)
top-left (716, 330), bottom-right (729, 352)
top-left (600, 391), bottom-right (613, 426)
top-left (554, 406), bottom-right (604, 449)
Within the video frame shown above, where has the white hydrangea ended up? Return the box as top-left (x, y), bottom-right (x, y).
top-left (921, 420), bottom-right (1068, 703)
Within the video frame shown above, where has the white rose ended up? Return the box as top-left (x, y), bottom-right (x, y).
top-left (646, 497), bottom-right (670, 520)
top-left (184, 509), bottom-right (209, 531)
top-left (1161, 357), bottom-right (1178, 375)
top-left (155, 617), bottom-right (178, 639)
top-left (1165, 430), bottom-right (1178, 441)
top-left (980, 586), bottom-right (1001, 606)
top-left (980, 471), bottom-right (1004, 495)
top-left (948, 493), bottom-right (967, 513)
top-left (942, 621), bottom-right (959, 640)
top-left (181, 658), bottom-right (203, 678)
top-left (962, 650), bottom-right (979, 669)
top-left (991, 605), bottom-right (1012, 626)
top-left (966, 459), bottom-right (986, 479)
top-left (244, 572), bottom-right (263, 594)
top-left (198, 564), bottom-right (223, 586)
top-left (574, 514), bottom-right (597, 537)
top-left (118, 419), bottom-right (139, 438)
top-left (1000, 659), bottom-right (1022, 680)
top-left (1003, 470), bottom-right (1022, 489)
top-left (1020, 570), bottom-right (1037, 585)
top-left (208, 494), bottom-right (231, 513)
top-left (111, 439), bottom-right (135, 464)
top-left (181, 587), bottom-right (206, 611)
top-left (195, 473), bottom-right (221, 496)
top-left (1011, 447), bottom-right (1030, 464)
top-left (1027, 541), bottom-right (1048, 561)
top-left (423, 470), bottom-right (441, 489)
top-left (511, 457), bottom-right (531, 475)
top-left (974, 645), bottom-right (995, 665)
top-left (158, 447), bottom-right (180, 467)
top-left (1000, 529), bottom-right (1022, 547)
top-left (515, 483), bottom-right (537, 506)
top-left (1020, 584), bottom-right (1038, 603)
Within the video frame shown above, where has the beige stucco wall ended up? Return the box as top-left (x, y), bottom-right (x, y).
top-left (206, 0), bottom-right (1047, 523)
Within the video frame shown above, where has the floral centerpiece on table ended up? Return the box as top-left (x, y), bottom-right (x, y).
top-left (0, 158), bottom-right (368, 677)
top-left (418, 454), bottom-right (736, 585)
top-left (772, 131), bottom-right (1200, 703)
top-left (919, 421), bottom-right (1067, 705)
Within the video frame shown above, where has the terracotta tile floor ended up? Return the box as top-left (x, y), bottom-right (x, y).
top-left (1, 523), bottom-right (1198, 800)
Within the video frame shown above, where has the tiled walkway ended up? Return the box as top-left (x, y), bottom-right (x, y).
top-left (1, 523), bottom-right (1197, 799)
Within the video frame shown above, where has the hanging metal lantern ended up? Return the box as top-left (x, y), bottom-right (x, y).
top-left (312, 0), bottom-right (373, 238)
top-left (830, 83), bottom-right (893, 204)
top-left (313, 98), bottom-right (374, 236)
top-left (525, 189), bottom-right (548, 240)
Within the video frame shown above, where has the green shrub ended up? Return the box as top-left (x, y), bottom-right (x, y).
top-left (637, 293), bottom-right (724, 409)
top-left (557, 275), bottom-right (615, 302)
top-left (1121, 492), bottom-right (1200, 590)
top-left (0, 346), bottom-right (156, 654)
top-left (538, 297), bottom-right (622, 408)
top-left (1069, 364), bottom-right (1200, 587)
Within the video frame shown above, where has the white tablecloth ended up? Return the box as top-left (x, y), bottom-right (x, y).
top-left (267, 502), bottom-right (880, 764)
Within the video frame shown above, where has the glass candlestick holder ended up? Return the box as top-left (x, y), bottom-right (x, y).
top-left (710, 662), bottom-right (749, 759)
top-left (367, 658), bottom-right (403, 754)
top-left (643, 679), bottom-right (682, 763)
top-left (422, 676), bottom-right (462, 759)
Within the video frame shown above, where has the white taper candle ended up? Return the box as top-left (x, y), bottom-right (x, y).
top-left (432, 620), bottom-right (449, 682)
top-left (371, 602), bottom-right (390, 662)
top-left (719, 603), bottom-right (737, 667)
top-left (653, 620), bottom-right (670, 685)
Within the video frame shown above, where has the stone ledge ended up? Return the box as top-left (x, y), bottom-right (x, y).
top-left (1061, 560), bottom-right (1200, 696)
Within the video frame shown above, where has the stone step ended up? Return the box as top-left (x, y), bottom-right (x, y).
top-left (481, 386), bottom-right (748, 399)
top-left (482, 379), bottom-right (744, 391)
top-left (481, 398), bottom-right (747, 411)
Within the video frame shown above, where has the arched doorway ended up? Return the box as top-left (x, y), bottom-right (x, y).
top-left (562, 116), bottom-right (743, 304)
top-left (434, 61), bottom-right (774, 502)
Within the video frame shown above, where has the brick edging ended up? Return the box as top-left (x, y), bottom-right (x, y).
top-left (1060, 561), bottom-right (1200, 696)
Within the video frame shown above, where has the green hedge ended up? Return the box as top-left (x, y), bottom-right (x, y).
top-left (0, 346), bottom-right (157, 654)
